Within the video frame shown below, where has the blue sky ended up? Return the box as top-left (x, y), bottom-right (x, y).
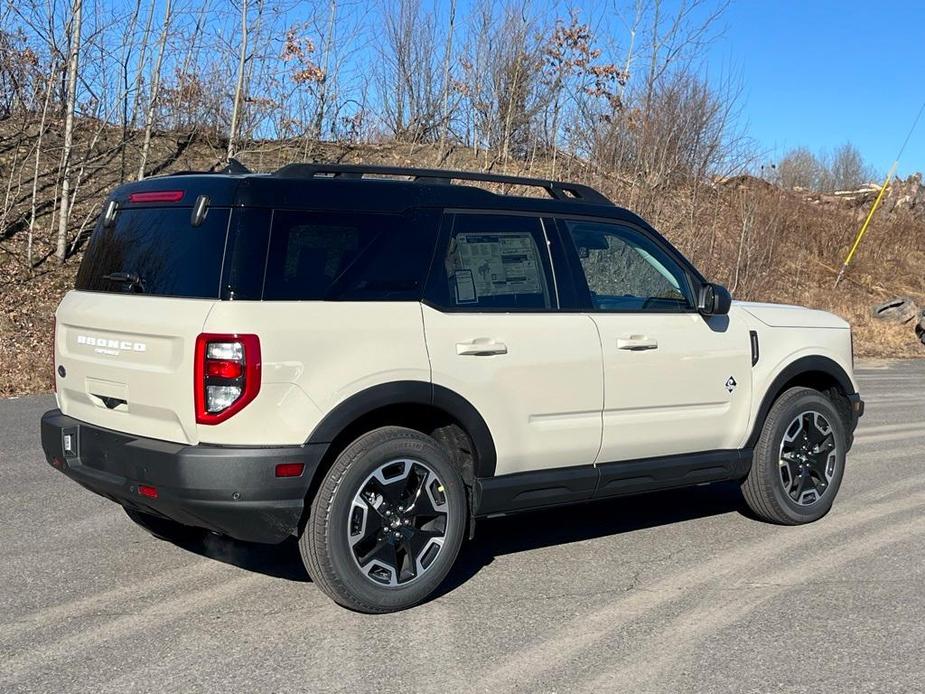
top-left (706, 0), bottom-right (925, 178)
top-left (91, 0), bottom-right (924, 178)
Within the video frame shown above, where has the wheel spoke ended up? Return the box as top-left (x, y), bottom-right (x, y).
top-left (398, 538), bottom-right (418, 581)
top-left (807, 429), bottom-right (823, 448)
top-left (779, 456), bottom-right (797, 493)
top-left (410, 528), bottom-right (441, 554)
top-left (358, 536), bottom-right (398, 570)
top-left (797, 413), bottom-right (814, 446)
top-left (808, 457), bottom-right (831, 489)
top-left (349, 502), bottom-right (383, 546)
top-left (816, 433), bottom-right (835, 455)
top-left (403, 464), bottom-right (429, 509)
top-left (367, 474), bottom-right (405, 508)
top-left (409, 486), bottom-right (440, 518)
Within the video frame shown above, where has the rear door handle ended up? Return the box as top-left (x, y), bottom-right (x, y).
top-left (617, 335), bottom-right (658, 351)
top-left (456, 338), bottom-right (508, 356)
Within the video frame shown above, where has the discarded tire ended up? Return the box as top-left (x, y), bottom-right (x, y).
top-left (872, 298), bottom-right (918, 324)
top-left (917, 311), bottom-right (925, 344)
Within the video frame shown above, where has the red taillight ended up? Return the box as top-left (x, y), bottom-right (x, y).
top-left (129, 190), bottom-right (185, 203)
top-left (275, 463), bottom-right (305, 478)
top-left (138, 485), bottom-right (158, 499)
top-left (194, 333), bottom-right (261, 425)
top-left (205, 360), bottom-right (243, 379)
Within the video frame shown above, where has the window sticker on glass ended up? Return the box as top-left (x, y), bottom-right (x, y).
top-left (454, 233), bottom-right (542, 297)
top-left (454, 269), bottom-right (477, 303)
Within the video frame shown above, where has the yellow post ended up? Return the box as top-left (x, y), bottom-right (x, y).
top-left (834, 161), bottom-right (898, 287)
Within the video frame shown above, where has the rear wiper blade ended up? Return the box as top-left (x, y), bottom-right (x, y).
top-left (102, 272), bottom-right (145, 292)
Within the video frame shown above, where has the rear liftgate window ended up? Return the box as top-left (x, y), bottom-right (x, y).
top-left (262, 210), bottom-right (433, 301)
top-left (75, 207), bottom-right (231, 298)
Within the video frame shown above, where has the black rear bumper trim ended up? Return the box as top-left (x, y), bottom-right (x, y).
top-left (41, 409), bottom-right (327, 544)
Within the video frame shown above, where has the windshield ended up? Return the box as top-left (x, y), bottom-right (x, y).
top-left (75, 207), bottom-right (231, 298)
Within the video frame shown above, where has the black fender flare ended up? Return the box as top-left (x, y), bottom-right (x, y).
top-left (305, 380), bottom-right (498, 478)
top-left (745, 355), bottom-right (856, 449)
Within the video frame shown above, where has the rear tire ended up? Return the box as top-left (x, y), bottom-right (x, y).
top-left (300, 426), bottom-right (467, 613)
top-left (123, 508), bottom-right (201, 543)
top-left (741, 387), bottom-right (848, 524)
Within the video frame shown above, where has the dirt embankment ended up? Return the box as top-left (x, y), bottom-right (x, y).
top-left (1, 126), bottom-right (923, 396)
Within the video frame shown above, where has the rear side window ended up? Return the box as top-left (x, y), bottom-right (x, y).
top-left (426, 214), bottom-right (555, 310)
top-left (262, 210), bottom-right (434, 301)
top-left (75, 207), bottom-right (231, 298)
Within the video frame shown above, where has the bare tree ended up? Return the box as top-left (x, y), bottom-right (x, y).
top-left (118, 0), bottom-right (143, 180)
top-left (540, 10), bottom-right (625, 169)
top-left (137, 0), bottom-right (173, 180)
top-left (376, 0), bottom-right (444, 143)
top-left (313, 0), bottom-right (337, 140)
top-left (27, 60), bottom-right (57, 270)
top-left (457, 3), bottom-right (547, 164)
top-left (439, 0), bottom-right (457, 153)
top-left (778, 147), bottom-right (823, 190)
top-left (227, 0), bottom-right (249, 161)
top-left (830, 142), bottom-right (874, 191)
top-left (129, 0), bottom-right (157, 129)
top-left (56, 0), bottom-right (82, 262)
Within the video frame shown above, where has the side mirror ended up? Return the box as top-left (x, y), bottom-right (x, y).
top-left (698, 283), bottom-right (731, 316)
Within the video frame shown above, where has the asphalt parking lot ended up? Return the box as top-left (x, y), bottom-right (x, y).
top-left (1, 360), bottom-right (923, 693)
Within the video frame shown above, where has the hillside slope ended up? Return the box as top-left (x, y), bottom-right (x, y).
top-left (1, 124), bottom-right (923, 396)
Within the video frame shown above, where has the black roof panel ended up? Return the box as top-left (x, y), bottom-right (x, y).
top-left (112, 163), bottom-right (642, 222)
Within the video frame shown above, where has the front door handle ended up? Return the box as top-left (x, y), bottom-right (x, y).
top-left (617, 335), bottom-right (658, 351)
top-left (456, 338), bottom-right (508, 356)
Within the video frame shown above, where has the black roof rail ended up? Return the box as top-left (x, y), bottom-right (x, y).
top-left (168, 158), bottom-right (252, 177)
top-left (271, 163), bottom-right (612, 205)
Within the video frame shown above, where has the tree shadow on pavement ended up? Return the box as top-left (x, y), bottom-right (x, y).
top-left (433, 480), bottom-right (749, 600)
top-left (166, 480), bottom-right (748, 592)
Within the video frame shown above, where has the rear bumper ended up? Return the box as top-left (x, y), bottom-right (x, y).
top-left (40, 409), bottom-right (326, 543)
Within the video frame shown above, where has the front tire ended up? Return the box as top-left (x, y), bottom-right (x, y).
top-left (742, 387), bottom-right (848, 524)
top-left (300, 426), bottom-right (467, 613)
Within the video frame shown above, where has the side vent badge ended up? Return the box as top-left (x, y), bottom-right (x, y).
top-left (725, 377), bottom-right (737, 394)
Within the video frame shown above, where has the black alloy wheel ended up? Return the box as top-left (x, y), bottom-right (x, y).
top-left (778, 410), bottom-right (838, 506)
top-left (348, 459), bottom-right (450, 586)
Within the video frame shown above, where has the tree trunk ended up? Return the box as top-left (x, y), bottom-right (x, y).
top-left (130, 1), bottom-right (157, 130)
top-left (119, 0), bottom-right (143, 181)
top-left (438, 0), bottom-right (456, 157)
top-left (56, 0), bottom-right (82, 263)
top-left (312, 0), bottom-right (337, 141)
top-left (137, 0), bottom-right (172, 180)
top-left (28, 62), bottom-right (57, 271)
top-left (227, 0), bottom-right (249, 162)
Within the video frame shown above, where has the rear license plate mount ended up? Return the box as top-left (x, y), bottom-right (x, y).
top-left (62, 427), bottom-right (79, 458)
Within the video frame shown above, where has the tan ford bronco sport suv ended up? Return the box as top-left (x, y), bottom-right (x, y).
top-left (41, 163), bottom-right (864, 613)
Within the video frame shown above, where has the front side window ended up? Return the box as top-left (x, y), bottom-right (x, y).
top-left (428, 214), bottom-right (555, 310)
top-left (563, 220), bottom-right (693, 311)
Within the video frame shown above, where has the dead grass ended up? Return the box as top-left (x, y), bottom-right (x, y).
top-left (0, 125), bottom-right (922, 397)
